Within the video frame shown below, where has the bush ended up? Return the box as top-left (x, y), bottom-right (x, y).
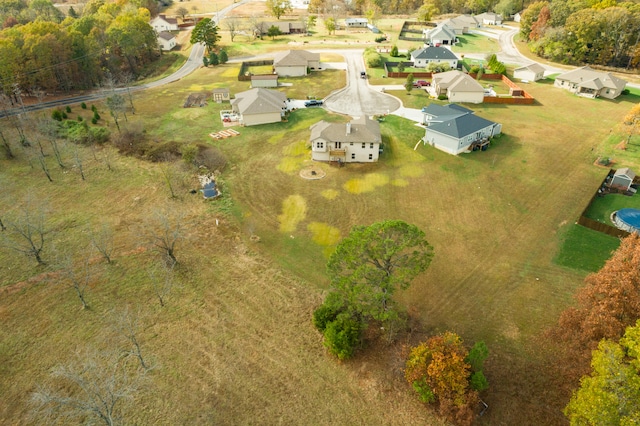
top-left (195, 146), bottom-right (227, 172)
top-left (65, 106), bottom-right (71, 113)
top-left (313, 302), bottom-right (342, 332)
top-left (52, 110), bottom-right (63, 121)
top-left (390, 45), bottom-right (399, 57)
top-left (470, 371), bottom-right (489, 391)
top-left (437, 94), bottom-right (448, 100)
top-left (77, 116), bottom-right (83, 121)
top-left (61, 112), bottom-right (68, 119)
top-left (89, 126), bottom-right (110, 144)
top-left (91, 117), bottom-right (98, 125)
top-left (374, 35), bottom-right (387, 43)
top-left (470, 65), bottom-right (480, 74)
top-left (81, 102), bottom-right (87, 109)
top-left (93, 111), bottom-right (100, 121)
top-left (364, 48), bottom-right (383, 68)
top-left (622, 89), bottom-right (630, 95)
top-left (219, 49), bottom-right (228, 64)
top-left (180, 144), bottom-right (198, 165)
top-left (322, 313), bottom-right (362, 360)
top-left (91, 104), bottom-right (97, 112)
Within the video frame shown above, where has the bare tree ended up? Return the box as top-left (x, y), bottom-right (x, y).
top-left (116, 308), bottom-right (151, 371)
top-left (61, 251), bottom-right (93, 310)
top-left (36, 116), bottom-right (66, 169)
top-left (145, 211), bottom-right (184, 266)
top-left (105, 94), bottom-right (127, 133)
top-left (1, 199), bottom-right (49, 265)
top-left (0, 216), bottom-right (6, 231)
top-left (91, 224), bottom-right (115, 264)
top-left (224, 17), bottom-right (243, 42)
top-left (32, 146), bottom-right (54, 182)
top-left (176, 6), bottom-right (189, 19)
top-left (248, 15), bottom-right (266, 39)
top-left (73, 145), bottom-right (86, 181)
top-left (0, 130), bottom-right (14, 159)
top-left (31, 349), bottom-right (143, 426)
top-left (149, 262), bottom-right (175, 307)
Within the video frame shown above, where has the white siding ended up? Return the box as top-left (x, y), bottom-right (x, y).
top-left (241, 112), bottom-right (282, 126)
top-left (275, 65), bottom-right (307, 77)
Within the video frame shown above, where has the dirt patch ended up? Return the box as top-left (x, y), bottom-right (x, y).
top-left (299, 165), bottom-right (326, 180)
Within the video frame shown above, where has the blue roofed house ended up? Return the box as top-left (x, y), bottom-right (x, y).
top-left (411, 46), bottom-right (459, 69)
top-left (422, 104), bottom-right (502, 155)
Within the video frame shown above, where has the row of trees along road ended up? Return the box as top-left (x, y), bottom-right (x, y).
top-left (520, 0), bottom-right (640, 69)
top-left (0, 0), bottom-right (159, 99)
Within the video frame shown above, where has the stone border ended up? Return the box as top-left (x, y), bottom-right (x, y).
top-left (299, 165), bottom-right (326, 180)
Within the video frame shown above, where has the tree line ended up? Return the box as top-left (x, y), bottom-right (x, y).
top-left (0, 0), bottom-right (160, 100)
top-left (520, 0), bottom-right (640, 69)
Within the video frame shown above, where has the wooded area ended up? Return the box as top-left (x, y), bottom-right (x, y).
top-left (0, 0), bottom-right (160, 99)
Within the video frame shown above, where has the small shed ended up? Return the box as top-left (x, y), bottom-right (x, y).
top-left (345, 18), bottom-right (368, 27)
top-left (212, 88), bottom-right (230, 103)
top-left (513, 63), bottom-right (545, 82)
top-left (251, 74), bottom-right (278, 88)
top-left (611, 168), bottom-right (636, 191)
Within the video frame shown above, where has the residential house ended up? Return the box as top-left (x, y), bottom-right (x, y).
top-left (260, 21), bottom-right (306, 35)
top-left (423, 23), bottom-right (457, 46)
top-left (513, 12), bottom-right (522, 22)
top-left (157, 31), bottom-right (176, 51)
top-left (345, 18), bottom-right (368, 27)
top-left (422, 104), bottom-right (502, 155)
top-left (212, 88), bottom-right (230, 103)
top-left (150, 14), bottom-right (178, 32)
top-left (610, 168), bottom-right (636, 191)
top-left (475, 12), bottom-right (503, 25)
top-left (439, 18), bottom-right (467, 35)
top-left (513, 63), bottom-right (545, 81)
top-left (432, 70), bottom-right (484, 103)
top-left (230, 88), bottom-right (287, 126)
top-left (554, 66), bottom-right (627, 99)
top-left (251, 74), bottom-right (278, 88)
top-left (411, 46), bottom-right (459, 69)
top-left (310, 116), bottom-right (381, 163)
top-left (273, 50), bottom-right (320, 76)
top-left (454, 14), bottom-right (480, 28)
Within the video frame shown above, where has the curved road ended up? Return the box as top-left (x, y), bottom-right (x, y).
top-left (323, 50), bottom-right (401, 117)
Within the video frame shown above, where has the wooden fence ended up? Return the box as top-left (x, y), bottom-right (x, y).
top-left (383, 62), bottom-right (432, 78)
top-left (238, 60), bottom-right (274, 81)
top-left (398, 21), bottom-right (435, 42)
top-left (468, 73), bottom-right (535, 105)
top-left (577, 169), bottom-right (629, 237)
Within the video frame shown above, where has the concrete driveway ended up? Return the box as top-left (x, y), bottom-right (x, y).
top-left (323, 50), bottom-right (401, 118)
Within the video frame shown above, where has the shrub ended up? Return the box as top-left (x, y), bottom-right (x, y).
top-left (322, 313), bottom-right (362, 360)
top-left (622, 89), bottom-right (630, 95)
top-left (91, 117), bottom-right (98, 125)
top-left (374, 35), bottom-right (387, 43)
top-left (93, 111), bottom-right (101, 121)
top-left (61, 112), bottom-right (68, 119)
top-left (180, 143), bottom-right (198, 165)
top-left (219, 49), bottom-right (228, 64)
top-left (390, 45), bottom-right (399, 57)
top-left (65, 106), bottom-right (71, 113)
top-left (195, 146), bottom-right (227, 172)
top-left (77, 116), bottom-right (83, 121)
top-left (81, 102), bottom-right (87, 109)
top-left (313, 302), bottom-right (342, 332)
top-left (364, 48), bottom-right (383, 68)
top-left (437, 94), bottom-right (448, 100)
top-left (470, 371), bottom-right (489, 391)
top-left (89, 126), bottom-right (110, 144)
top-left (470, 65), bottom-right (481, 74)
top-left (91, 104), bottom-right (97, 112)
top-left (52, 110), bottom-right (63, 121)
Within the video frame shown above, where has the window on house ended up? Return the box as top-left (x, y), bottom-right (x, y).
top-left (362, 143), bottom-right (365, 148)
top-left (350, 142), bottom-right (353, 146)
top-left (351, 153), bottom-right (355, 159)
top-left (335, 142), bottom-right (342, 149)
top-left (370, 143), bottom-right (374, 149)
top-left (317, 142), bottom-right (323, 149)
top-left (368, 154), bottom-right (373, 160)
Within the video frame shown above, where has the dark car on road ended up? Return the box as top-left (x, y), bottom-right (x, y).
top-left (360, 71), bottom-right (367, 79)
top-left (305, 100), bottom-right (324, 107)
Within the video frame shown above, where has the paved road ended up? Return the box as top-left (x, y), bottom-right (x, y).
top-left (324, 50), bottom-right (401, 117)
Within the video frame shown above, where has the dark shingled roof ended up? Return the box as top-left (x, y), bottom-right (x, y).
top-left (427, 113), bottom-right (496, 138)
top-left (411, 46), bottom-right (458, 61)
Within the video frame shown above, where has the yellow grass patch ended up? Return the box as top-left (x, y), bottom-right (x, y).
top-left (278, 195), bottom-right (307, 233)
top-left (343, 173), bottom-right (390, 194)
top-left (268, 134), bottom-right (284, 145)
top-left (172, 107), bottom-right (210, 120)
top-left (398, 163), bottom-right (425, 178)
top-left (321, 189), bottom-right (340, 200)
top-left (391, 178), bottom-right (409, 187)
top-left (220, 67), bottom-right (239, 78)
top-left (282, 140), bottom-right (308, 157)
top-left (307, 222), bottom-right (342, 247)
top-left (277, 157), bottom-right (303, 175)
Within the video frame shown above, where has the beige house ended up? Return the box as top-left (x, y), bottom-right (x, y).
top-left (432, 70), bottom-right (484, 103)
top-left (259, 21), bottom-right (305, 35)
top-left (273, 50), bottom-right (320, 76)
top-left (157, 31), bottom-right (176, 51)
top-left (554, 66), bottom-right (627, 99)
top-left (251, 74), bottom-right (278, 88)
top-left (475, 12), bottom-right (503, 25)
top-left (230, 88), bottom-right (287, 126)
top-left (513, 63), bottom-right (545, 81)
top-left (310, 116), bottom-right (381, 163)
top-left (150, 14), bottom-right (178, 32)
top-left (423, 23), bottom-right (457, 46)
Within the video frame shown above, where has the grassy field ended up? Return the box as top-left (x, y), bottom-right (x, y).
top-left (3, 45), bottom-right (640, 426)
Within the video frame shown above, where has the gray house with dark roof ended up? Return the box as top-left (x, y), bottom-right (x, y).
top-left (422, 104), bottom-right (502, 155)
top-left (310, 116), bottom-right (381, 163)
top-left (411, 46), bottom-right (459, 69)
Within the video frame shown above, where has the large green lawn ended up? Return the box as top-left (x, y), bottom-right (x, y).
top-left (3, 47), bottom-right (640, 426)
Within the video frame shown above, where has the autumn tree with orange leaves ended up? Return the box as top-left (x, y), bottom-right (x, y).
top-left (405, 332), bottom-right (486, 425)
top-left (555, 233), bottom-right (640, 376)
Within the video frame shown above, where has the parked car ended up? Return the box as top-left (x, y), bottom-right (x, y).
top-left (415, 80), bottom-right (430, 87)
top-left (304, 100), bottom-right (324, 107)
top-left (360, 71), bottom-right (367, 79)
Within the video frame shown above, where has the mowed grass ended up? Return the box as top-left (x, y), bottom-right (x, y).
top-left (554, 224), bottom-right (620, 272)
top-left (3, 55), bottom-right (640, 425)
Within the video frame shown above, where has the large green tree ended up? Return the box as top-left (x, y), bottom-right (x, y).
top-left (326, 220), bottom-right (433, 322)
top-left (190, 17), bottom-right (221, 53)
top-left (564, 320), bottom-right (640, 425)
top-left (266, 0), bottom-right (292, 19)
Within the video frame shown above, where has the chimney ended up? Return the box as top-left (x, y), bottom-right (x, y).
top-left (346, 123), bottom-right (351, 135)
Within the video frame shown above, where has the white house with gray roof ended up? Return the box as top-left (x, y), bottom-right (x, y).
top-left (513, 63), bottom-right (545, 81)
top-left (423, 23), bottom-right (457, 46)
top-left (475, 12), bottom-right (503, 25)
top-left (273, 50), bottom-right (320, 76)
top-left (230, 88), bottom-right (287, 126)
top-left (422, 104), bottom-right (502, 155)
top-left (157, 31), bottom-right (176, 51)
top-left (432, 70), bottom-right (484, 103)
top-left (411, 46), bottom-right (459, 69)
top-left (554, 66), bottom-right (627, 99)
top-left (150, 14), bottom-right (178, 32)
top-left (310, 116), bottom-right (381, 163)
